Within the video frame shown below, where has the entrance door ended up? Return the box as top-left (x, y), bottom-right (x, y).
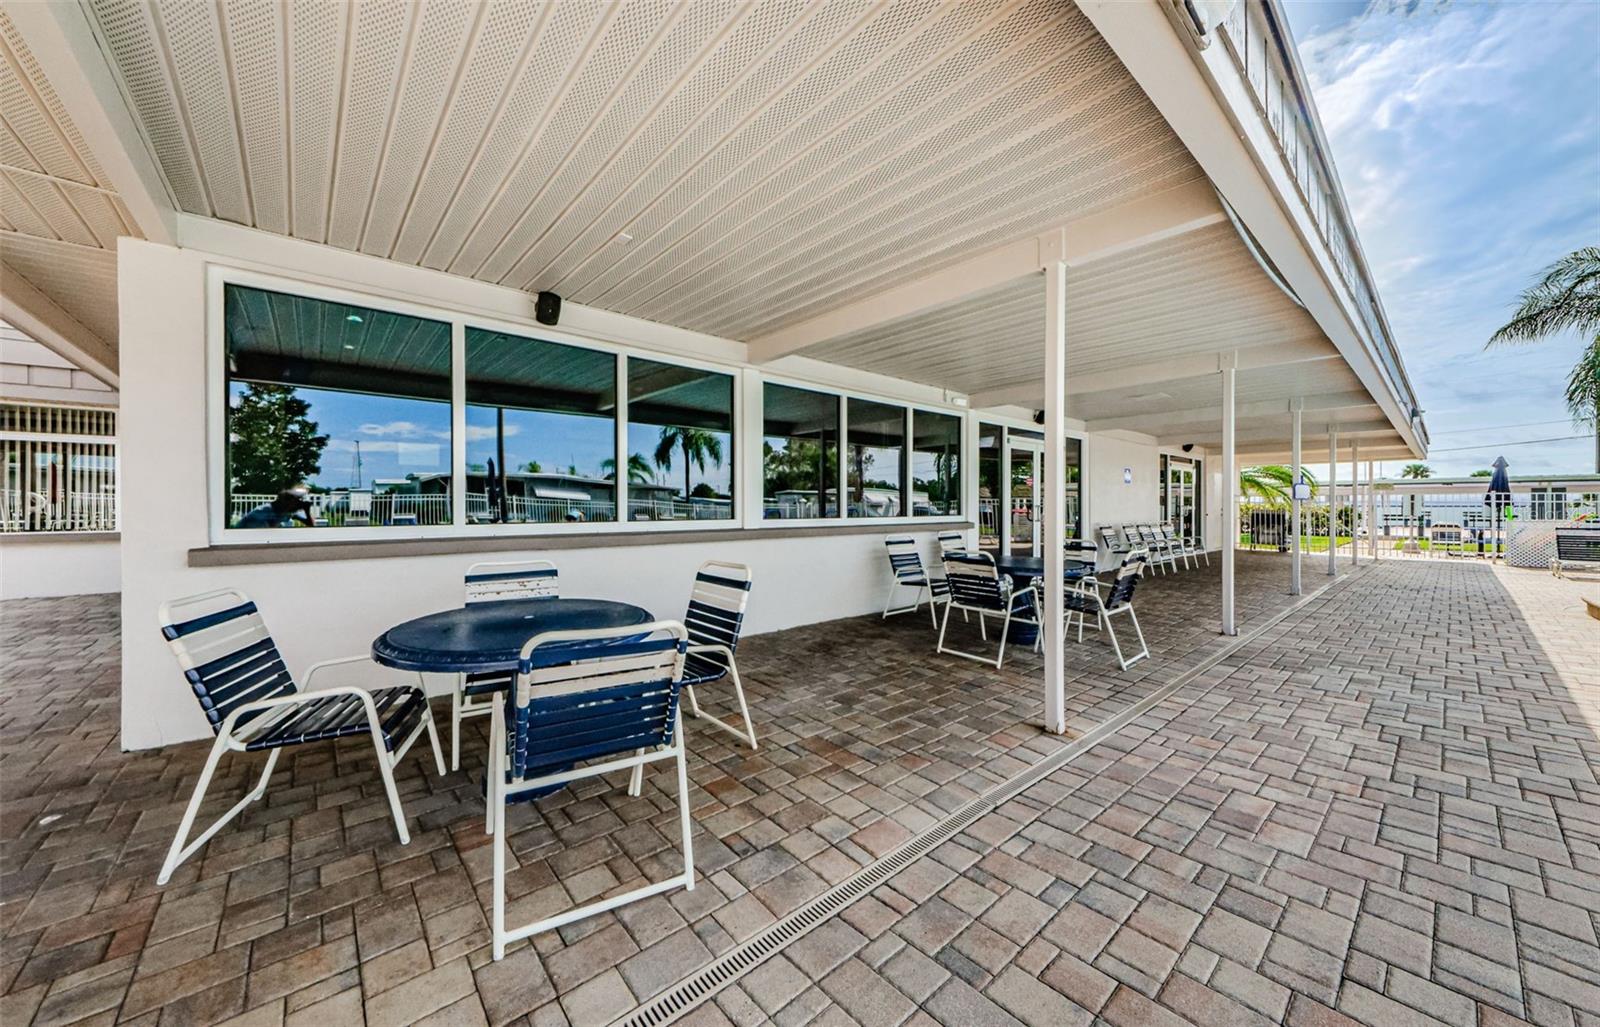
top-left (1166, 458), bottom-right (1199, 546)
top-left (1008, 440), bottom-right (1044, 557)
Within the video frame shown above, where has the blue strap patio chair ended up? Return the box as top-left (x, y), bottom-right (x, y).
top-left (157, 589), bottom-right (445, 885)
top-left (883, 536), bottom-right (950, 627)
top-left (487, 621), bottom-right (692, 959)
top-left (936, 552), bottom-right (1039, 669)
top-left (937, 530), bottom-right (969, 557)
top-left (1044, 550), bottom-right (1150, 670)
top-left (676, 560), bottom-right (758, 749)
top-left (1154, 523), bottom-right (1194, 570)
top-left (449, 560), bottom-right (559, 770)
top-left (1098, 525), bottom-right (1132, 562)
top-left (1134, 524), bottom-right (1176, 574)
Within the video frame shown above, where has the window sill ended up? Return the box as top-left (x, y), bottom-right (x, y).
top-left (1, 531), bottom-right (120, 544)
top-left (188, 520), bottom-right (973, 567)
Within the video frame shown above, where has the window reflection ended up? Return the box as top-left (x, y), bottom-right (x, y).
top-left (463, 328), bottom-right (617, 524)
top-left (763, 384), bottom-right (838, 519)
top-left (223, 284), bottom-right (451, 529)
top-left (847, 399), bottom-right (905, 517)
top-left (626, 358), bottom-right (734, 520)
top-left (912, 411), bottom-right (961, 516)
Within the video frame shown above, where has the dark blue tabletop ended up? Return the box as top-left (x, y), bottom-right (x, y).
top-left (992, 555), bottom-right (1096, 583)
top-left (371, 597), bottom-right (653, 674)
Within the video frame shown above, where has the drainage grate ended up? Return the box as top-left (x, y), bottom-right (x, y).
top-left (611, 571), bottom-right (1352, 1027)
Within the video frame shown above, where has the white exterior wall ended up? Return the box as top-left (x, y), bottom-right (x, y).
top-left (117, 238), bottom-right (963, 750)
top-left (0, 537), bottom-right (120, 598)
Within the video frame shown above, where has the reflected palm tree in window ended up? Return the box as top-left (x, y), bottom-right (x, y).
top-left (654, 426), bottom-right (724, 500)
top-left (602, 454), bottom-right (654, 484)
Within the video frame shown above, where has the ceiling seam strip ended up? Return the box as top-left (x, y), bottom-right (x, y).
top-left (550, 0), bottom-right (916, 300)
top-left (578, 0), bottom-right (1033, 306)
top-left (212, 0), bottom-right (258, 229)
top-left (399, 0), bottom-right (556, 267)
top-left (377, 0), bottom-right (488, 262)
top-left (512, 0), bottom-right (818, 290)
top-left (0, 168), bottom-right (72, 244)
top-left (640, 50), bottom-right (1138, 325)
top-left (318, 1), bottom-right (357, 246)
top-left (347, 2), bottom-right (424, 254)
top-left (710, 112), bottom-right (1190, 337)
top-left (434, 0), bottom-right (626, 277)
top-left (614, 10), bottom-right (1107, 318)
top-left (142, 0), bottom-right (218, 218)
top-left (494, 1), bottom-right (757, 289)
top-left (462, 1), bottom-right (693, 283)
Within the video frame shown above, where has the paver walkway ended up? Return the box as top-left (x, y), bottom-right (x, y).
top-left (1, 557), bottom-right (1595, 1026)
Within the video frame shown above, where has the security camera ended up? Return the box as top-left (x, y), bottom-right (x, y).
top-left (1182, 443), bottom-right (1194, 453)
top-left (1032, 410), bottom-right (1045, 425)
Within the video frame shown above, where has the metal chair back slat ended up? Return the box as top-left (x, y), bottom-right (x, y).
top-left (511, 626), bottom-right (688, 781)
top-left (161, 593), bottom-right (296, 732)
top-left (465, 560), bottom-right (559, 603)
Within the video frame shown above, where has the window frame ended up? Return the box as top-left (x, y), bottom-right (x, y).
top-left (206, 266), bottom-right (966, 545)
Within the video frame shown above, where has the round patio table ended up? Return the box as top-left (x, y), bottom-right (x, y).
top-left (988, 556), bottom-right (1096, 645)
top-left (371, 597), bottom-right (653, 675)
top-left (372, 597), bottom-right (654, 802)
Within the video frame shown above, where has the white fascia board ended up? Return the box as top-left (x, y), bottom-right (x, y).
top-left (0, 265), bottom-right (118, 387)
top-left (174, 214), bottom-right (747, 367)
top-left (4, 1), bottom-right (177, 244)
top-left (1076, 0), bottom-right (1424, 460)
top-left (745, 179), bottom-right (1225, 364)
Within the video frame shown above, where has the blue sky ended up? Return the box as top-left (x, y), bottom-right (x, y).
top-left (1282, 0), bottom-right (1600, 478)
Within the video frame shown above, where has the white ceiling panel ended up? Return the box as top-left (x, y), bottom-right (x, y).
top-left (87, 0), bottom-right (1203, 340)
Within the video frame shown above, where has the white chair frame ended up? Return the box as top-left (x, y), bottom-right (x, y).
top-left (1040, 552), bottom-right (1151, 670)
top-left (487, 622), bottom-right (694, 959)
top-left (936, 554), bottom-right (1040, 669)
top-left (450, 559), bottom-right (559, 771)
top-left (882, 537), bottom-right (948, 628)
top-left (157, 589), bottom-right (445, 886)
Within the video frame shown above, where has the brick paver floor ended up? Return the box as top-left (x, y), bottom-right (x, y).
top-left (1, 556), bottom-right (1595, 1025)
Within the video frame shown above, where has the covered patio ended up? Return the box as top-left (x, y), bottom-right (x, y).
top-left (4, 557), bottom-right (1598, 1025)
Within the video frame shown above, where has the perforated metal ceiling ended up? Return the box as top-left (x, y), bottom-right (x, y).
top-left (0, 8), bottom-right (131, 350)
top-left (804, 222), bottom-right (1329, 397)
top-left (87, 0), bottom-right (1203, 341)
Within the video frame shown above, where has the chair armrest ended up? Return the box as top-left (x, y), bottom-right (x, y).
top-left (217, 683), bottom-right (385, 741)
top-left (302, 654), bottom-right (390, 691)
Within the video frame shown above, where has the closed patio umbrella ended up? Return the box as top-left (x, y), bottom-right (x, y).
top-left (1485, 455), bottom-right (1512, 560)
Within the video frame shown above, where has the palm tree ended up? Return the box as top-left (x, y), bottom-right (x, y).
top-left (1488, 246), bottom-right (1600, 469)
top-left (600, 454), bottom-right (653, 484)
top-left (654, 426), bottom-right (724, 500)
top-left (1239, 465), bottom-right (1317, 507)
top-left (1400, 463), bottom-right (1432, 479)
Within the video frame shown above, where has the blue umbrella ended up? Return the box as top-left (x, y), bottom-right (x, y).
top-left (1484, 455), bottom-right (1512, 559)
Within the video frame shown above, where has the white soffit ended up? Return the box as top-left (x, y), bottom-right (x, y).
top-left (803, 221), bottom-right (1329, 397)
top-left (85, 0), bottom-right (1202, 340)
top-left (0, 8), bottom-right (130, 353)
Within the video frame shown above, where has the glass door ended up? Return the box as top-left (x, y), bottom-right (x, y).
top-left (1008, 440), bottom-right (1043, 557)
top-left (1165, 457), bottom-right (1200, 546)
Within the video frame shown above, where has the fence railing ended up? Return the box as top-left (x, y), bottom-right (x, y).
top-left (1, 402), bottom-right (119, 534)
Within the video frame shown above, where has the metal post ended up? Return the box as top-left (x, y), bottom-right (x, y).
top-left (1290, 400), bottom-right (1302, 595)
top-left (1221, 352), bottom-right (1237, 635)
top-left (1327, 429), bottom-right (1338, 577)
top-left (1349, 440), bottom-right (1359, 567)
top-left (1042, 260), bottom-right (1068, 733)
top-left (1367, 459), bottom-right (1378, 562)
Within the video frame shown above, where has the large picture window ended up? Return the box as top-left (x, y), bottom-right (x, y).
top-left (464, 328), bottom-right (617, 524)
top-left (763, 384), bottom-right (838, 519)
top-left (626, 359), bottom-right (734, 521)
top-left (223, 284), bottom-right (451, 529)
top-left (912, 410), bottom-right (961, 516)
top-left (847, 399), bottom-right (905, 517)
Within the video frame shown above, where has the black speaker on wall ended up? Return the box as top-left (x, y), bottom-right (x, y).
top-left (536, 291), bottom-right (562, 325)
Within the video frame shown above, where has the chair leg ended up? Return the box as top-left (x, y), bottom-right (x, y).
top-left (996, 610), bottom-right (1011, 669)
top-left (727, 660), bottom-right (758, 750)
top-left (421, 687), bottom-right (447, 777)
top-left (450, 679), bottom-right (462, 772)
top-left (1127, 607), bottom-right (1150, 667)
top-left (491, 720), bottom-right (508, 960)
top-left (369, 729), bottom-right (411, 846)
top-left (158, 732), bottom-right (246, 886)
top-left (1104, 611), bottom-right (1126, 669)
top-left (673, 711), bottom-right (695, 892)
top-left (927, 593), bottom-right (938, 629)
top-left (485, 706), bottom-right (500, 836)
top-left (936, 600), bottom-right (953, 655)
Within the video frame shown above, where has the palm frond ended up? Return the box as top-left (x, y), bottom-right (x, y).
top-left (1488, 247), bottom-right (1600, 346)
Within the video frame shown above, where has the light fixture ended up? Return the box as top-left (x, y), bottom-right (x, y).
top-left (344, 344), bottom-right (355, 350)
top-left (346, 313), bottom-right (363, 324)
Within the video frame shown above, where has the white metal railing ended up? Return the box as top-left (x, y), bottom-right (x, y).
top-left (1, 402), bottom-right (119, 534)
top-left (1216, 2), bottom-right (1424, 446)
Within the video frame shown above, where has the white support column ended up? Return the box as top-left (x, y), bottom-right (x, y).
top-left (1367, 459), bottom-right (1378, 562)
top-left (1327, 429), bottom-right (1338, 577)
top-left (1042, 260), bottom-right (1068, 734)
top-left (1290, 399), bottom-right (1302, 595)
top-left (1220, 352), bottom-right (1237, 636)
top-left (1349, 441), bottom-right (1359, 567)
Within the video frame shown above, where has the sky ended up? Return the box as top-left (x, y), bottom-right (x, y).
top-left (1281, 0), bottom-right (1600, 479)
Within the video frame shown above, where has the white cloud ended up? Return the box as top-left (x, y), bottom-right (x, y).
top-left (358, 420), bottom-right (426, 437)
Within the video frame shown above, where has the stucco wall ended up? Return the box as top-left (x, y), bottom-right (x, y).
top-left (0, 536), bottom-right (120, 599)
